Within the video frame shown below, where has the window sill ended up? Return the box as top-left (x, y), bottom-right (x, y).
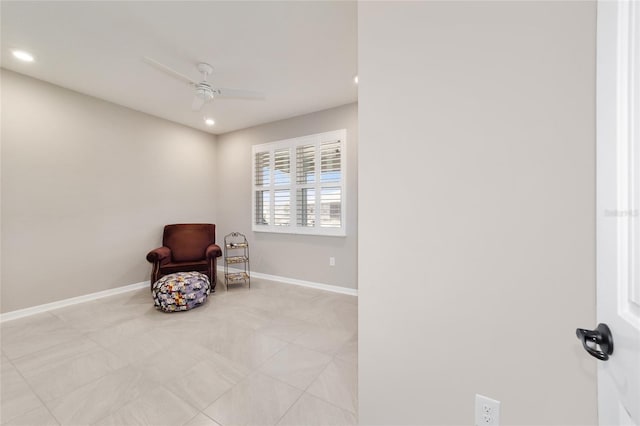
top-left (253, 226), bottom-right (346, 237)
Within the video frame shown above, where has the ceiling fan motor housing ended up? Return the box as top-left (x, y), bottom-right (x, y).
top-left (195, 82), bottom-right (215, 101)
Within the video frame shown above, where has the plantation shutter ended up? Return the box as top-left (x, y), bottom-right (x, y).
top-left (254, 151), bottom-right (270, 225)
top-left (319, 140), bottom-right (342, 228)
top-left (252, 130), bottom-right (346, 236)
top-left (296, 144), bottom-right (316, 227)
top-left (273, 147), bottom-right (291, 226)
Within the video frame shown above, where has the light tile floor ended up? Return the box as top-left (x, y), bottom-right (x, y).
top-left (0, 278), bottom-right (358, 426)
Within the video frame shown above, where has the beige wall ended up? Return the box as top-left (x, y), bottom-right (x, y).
top-left (1, 69), bottom-right (218, 313)
top-left (358, 2), bottom-right (596, 424)
top-left (216, 103), bottom-right (358, 289)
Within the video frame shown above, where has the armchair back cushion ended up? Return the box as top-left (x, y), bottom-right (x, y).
top-left (163, 224), bottom-right (216, 262)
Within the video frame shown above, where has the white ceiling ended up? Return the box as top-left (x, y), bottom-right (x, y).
top-left (1, 1), bottom-right (357, 135)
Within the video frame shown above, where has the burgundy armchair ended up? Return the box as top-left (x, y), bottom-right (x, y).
top-left (146, 224), bottom-right (222, 291)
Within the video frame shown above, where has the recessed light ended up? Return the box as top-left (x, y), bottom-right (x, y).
top-left (12, 50), bottom-right (35, 62)
top-left (354, 75), bottom-right (358, 84)
top-left (205, 118), bottom-right (215, 126)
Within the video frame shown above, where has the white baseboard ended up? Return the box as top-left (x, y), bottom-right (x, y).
top-left (224, 267), bottom-right (357, 296)
top-left (1, 269), bottom-right (357, 323)
top-left (0, 281), bottom-right (150, 323)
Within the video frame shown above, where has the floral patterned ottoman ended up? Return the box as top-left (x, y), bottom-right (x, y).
top-left (152, 271), bottom-right (210, 312)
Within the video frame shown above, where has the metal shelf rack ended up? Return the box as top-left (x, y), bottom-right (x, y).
top-left (224, 232), bottom-right (250, 289)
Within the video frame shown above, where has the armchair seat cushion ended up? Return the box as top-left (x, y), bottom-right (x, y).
top-left (152, 272), bottom-right (210, 312)
top-left (160, 260), bottom-right (208, 275)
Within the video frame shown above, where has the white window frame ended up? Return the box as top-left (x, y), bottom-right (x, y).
top-left (252, 129), bottom-right (347, 237)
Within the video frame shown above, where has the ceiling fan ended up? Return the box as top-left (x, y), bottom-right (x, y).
top-left (143, 56), bottom-right (265, 111)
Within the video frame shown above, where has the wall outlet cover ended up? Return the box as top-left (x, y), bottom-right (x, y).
top-left (475, 394), bottom-right (500, 426)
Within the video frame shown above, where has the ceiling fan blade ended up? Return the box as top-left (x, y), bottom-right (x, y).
top-left (143, 56), bottom-right (197, 86)
top-left (191, 96), bottom-right (205, 111)
top-left (215, 88), bottom-right (265, 100)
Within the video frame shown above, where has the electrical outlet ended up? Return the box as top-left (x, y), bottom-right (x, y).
top-left (475, 394), bottom-right (500, 426)
top-left (329, 257), bottom-right (335, 266)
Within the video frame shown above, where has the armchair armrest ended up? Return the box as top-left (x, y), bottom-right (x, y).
top-left (206, 244), bottom-right (222, 259)
top-left (146, 246), bottom-right (171, 265)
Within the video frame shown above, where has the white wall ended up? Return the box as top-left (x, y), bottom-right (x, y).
top-left (216, 103), bottom-right (358, 290)
top-left (358, 2), bottom-right (597, 424)
top-left (1, 69), bottom-right (218, 313)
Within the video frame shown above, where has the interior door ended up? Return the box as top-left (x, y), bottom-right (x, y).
top-left (595, 0), bottom-right (640, 424)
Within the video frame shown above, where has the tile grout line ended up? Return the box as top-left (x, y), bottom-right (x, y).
top-left (272, 347), bottom-right (346, 425)
top-left (157, 382), bottom-right (203, 425)
top-left (255, 344), bottom-right (334, 389)
top-left (3, 353), bottom-right (62, 425)
top-left (81, 365), bottom-right (194, 426)
top-left (199, 372), bottom-right (247, 426)
top-left (303, 355), bottom-right (359, 416)
top-left (274, 388), bottom-right (306, 426)
top-left (197, 322), bottom-right (327, 424)
top-left (110, 342), bottom-right (231, 426)
top-left (197, 340), bottom-right (301, 426)
top-left (271, 357), bottom-right (360, 424)
top-left (180, 411), bottom-right (202, 426)
top-left (200, 335), bottom-right (294, 420)
top-left (1, 315), bottom-right (99, 425)
top-left (236, 289), bottom-right (358, 422)
top-left (242, 328), bottom-right (293, 372)
top-left (201, 411), bottom-right (222, 426)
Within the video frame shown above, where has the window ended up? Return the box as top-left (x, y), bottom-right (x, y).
top-left (252, 129), bottom-right (346, 236)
